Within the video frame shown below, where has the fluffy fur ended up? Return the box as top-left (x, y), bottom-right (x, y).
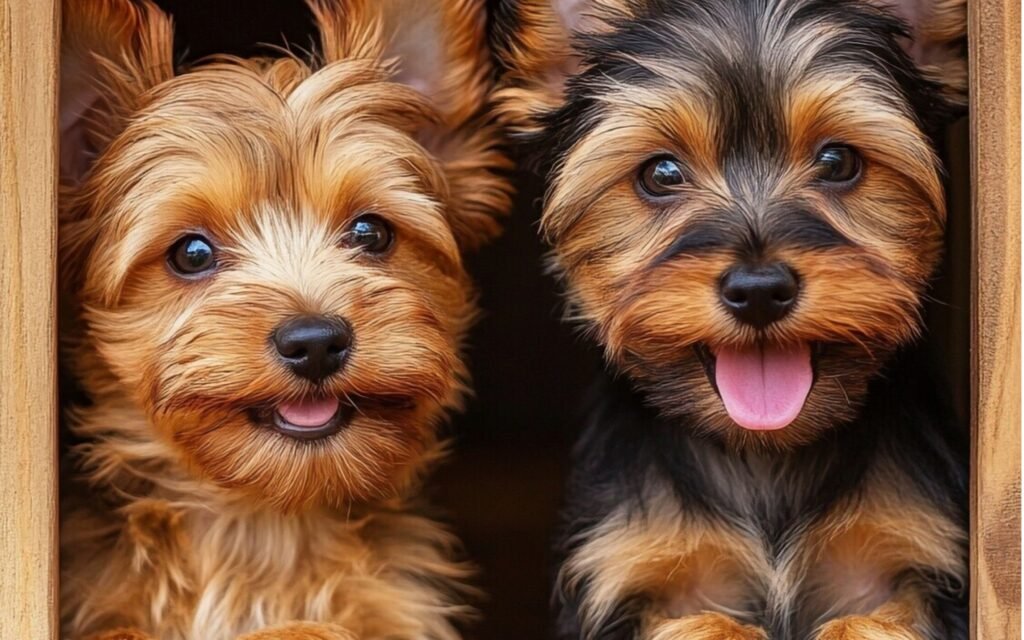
top-left (494, 0), bottom-right (969, 638)
top-left (58, 1), bottom-right (511, 638)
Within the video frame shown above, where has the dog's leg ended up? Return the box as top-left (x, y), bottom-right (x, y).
top-left (645, 612), bottom-right (768, 640)
top-left (813, 593), bottom-right (938, 640)
top-left (82, 629), bottom-right (155, 640)
top-left (557, 492), bottom-right (769, 640)
top-left (803, 488), bottom-right (967, 640)
top-left (236, 622), bottom-right (356, 640)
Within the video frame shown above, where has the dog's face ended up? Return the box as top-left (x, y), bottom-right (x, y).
top-left (60, 0), bottom-right (509, 510)
top-left (496, 0), bottom-right (966, 448)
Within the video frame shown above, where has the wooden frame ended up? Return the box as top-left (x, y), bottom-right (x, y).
top-left (0, 0), bottom-right (1018, 637)
top-left (0, 1), bottom-right (59, 639)
top-left (969, 0), bottom-right (1021, 638)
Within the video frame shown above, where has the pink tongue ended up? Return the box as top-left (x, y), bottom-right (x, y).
top-left (714, 343), bottom-right (813, 431)
top-left (277, 398), bottom-right (340, 428)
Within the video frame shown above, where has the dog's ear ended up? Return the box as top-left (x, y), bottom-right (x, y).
top-left (60, 0), bottom-right (174, 184)
top-left (867, 0), bottom-right (968, 106)
top-left (309, 0), bottom-right (511, 250)
top-left (308, 0), bottom-right (491, 131)
top-left (492, 0), bottom-right (628, 135)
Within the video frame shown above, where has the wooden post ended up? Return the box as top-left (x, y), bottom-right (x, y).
top-left (0, 0), bottom-right (60, 638)
top-left (969, 0), bottom-right (1021, 638)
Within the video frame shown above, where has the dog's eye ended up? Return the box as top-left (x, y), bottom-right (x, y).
top-left (343, 214), bottom-right (394, 254)
top-left (168, 234), bottom-right (216, 276)
top-left (814, 144), bottom-right (862, 184)
top-left (638, 156), bottom-right (686, 197)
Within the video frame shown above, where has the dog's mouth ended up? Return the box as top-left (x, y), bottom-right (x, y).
top-left (695, 342), bottom-right (822, 432)
top-left (248, 394), bottom-right (417, 441)
top-left (250, 398), bottom-right (354, 441)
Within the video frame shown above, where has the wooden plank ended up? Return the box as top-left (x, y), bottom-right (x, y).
top-left (969, 0), bottom-right (1022, 638)
top-left (0, 0), bottom-right (59, 638)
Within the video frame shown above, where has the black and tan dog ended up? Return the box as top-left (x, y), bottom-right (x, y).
top-left (495, 0), bottom-right (968, 638)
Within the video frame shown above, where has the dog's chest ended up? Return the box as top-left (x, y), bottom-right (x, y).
top-left (61, 498), bottom-right (461, 640)
top-left (178, 508), bottom-right (369, 635)
top-left (682, 443), bottom-right (815, 540)
top-left (654, 452), bottom-right (961, 637)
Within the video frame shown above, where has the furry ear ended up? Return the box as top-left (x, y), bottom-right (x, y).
top-left (60, 0), bottom-right (174, 184)
top-left (492, 0), bottom-right (627, 135)
top-left (866, 0), bottom-right (968, 105)
top-left (310, 0), bottom-right (511, 249)
top-left (308, 0), bottom-right (491, 129)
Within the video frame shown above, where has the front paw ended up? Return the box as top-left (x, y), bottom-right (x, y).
top-left (647, 612), bottom-right (768, 640)
top-left (236, 622), bottom-right (356, 640)
top-left (83, 629), bottom-right (155, 640)
top-left (815, 616), bottom-right (920, 640)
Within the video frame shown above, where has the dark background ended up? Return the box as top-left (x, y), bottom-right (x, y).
top-left (144, 2), bottom-right (970, 637)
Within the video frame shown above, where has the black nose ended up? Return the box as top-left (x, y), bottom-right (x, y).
top-left (720, 263), bottom-right (799, 329)
top-left (272, 315), bottom-right (352, 382)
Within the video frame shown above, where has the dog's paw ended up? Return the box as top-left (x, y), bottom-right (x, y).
top-left (814, 616), bottom-right (921, 640)
top-left (647, 612), bottom-right (768, 640)
top-left (83, 629), bottom-right (155, 640)
top-left (236, 622), bottom-right (356, 640)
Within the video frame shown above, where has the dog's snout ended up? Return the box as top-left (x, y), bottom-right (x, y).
top-left (719, 263), bottom-right (799, 329)
top-left (273, 315), bottom-right (352, 382)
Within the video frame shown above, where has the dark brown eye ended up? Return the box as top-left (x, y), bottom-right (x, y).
top-left (168, 234), bottom-right (216, 276)
top-left (638, 156), bottom-right (686, 196)
top-left (343, 214), bottom-right (393, 254)
top-left (814, 144), bottom-right (862, 184)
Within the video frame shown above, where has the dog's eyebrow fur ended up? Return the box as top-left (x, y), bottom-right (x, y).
top-left (648, 206), bottom-right (854, 268)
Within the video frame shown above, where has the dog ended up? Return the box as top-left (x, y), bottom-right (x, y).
top-left (494, 0), bottom-right (968, 638)
top-left (58, 0), bottom-right (510, 638)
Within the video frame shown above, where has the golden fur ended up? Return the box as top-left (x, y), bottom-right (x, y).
top-left (645, 613), bottom-right (768, 640)
top-left (59, 1), bottom-right (511, 638)
top-left (813, 601), bottom-right (928, 640)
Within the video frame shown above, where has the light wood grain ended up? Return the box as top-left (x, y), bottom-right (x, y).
top-left (969, 0), bottom-right (1021, 638)
top-left (0, 0), bottom-right (59, 638)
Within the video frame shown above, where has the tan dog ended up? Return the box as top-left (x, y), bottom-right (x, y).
top-left (58, 1), bottom-right (510, 638)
